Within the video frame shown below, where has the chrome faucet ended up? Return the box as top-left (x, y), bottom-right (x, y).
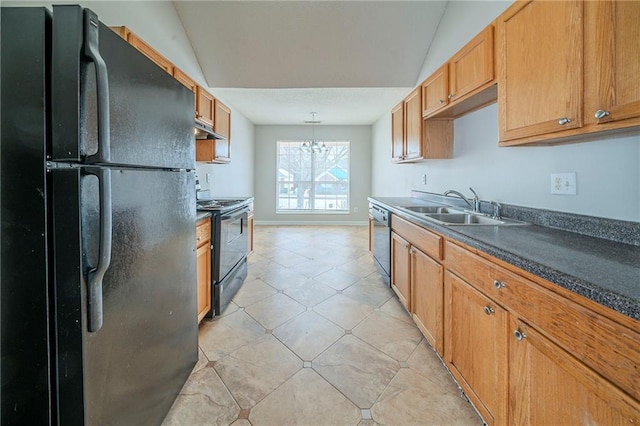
top-left (443, 187), bottom-right (481, 212)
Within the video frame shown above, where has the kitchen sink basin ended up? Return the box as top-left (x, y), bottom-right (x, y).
top-left (401, 206), bottom-right (463, 214)
top-left (424, 213), bottom-right (528, 226)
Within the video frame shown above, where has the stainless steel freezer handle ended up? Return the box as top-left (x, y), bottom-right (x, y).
top-left (86, 167), bottom-right (112, 332)
top-left (83, 9), bottom-right (111, 163)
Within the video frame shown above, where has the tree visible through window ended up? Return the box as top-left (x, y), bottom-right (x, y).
top-left (277, 141), bottom-right (350, 213)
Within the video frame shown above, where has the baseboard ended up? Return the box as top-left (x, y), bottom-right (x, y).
top-left (254, 220), bottom-right (368, 226)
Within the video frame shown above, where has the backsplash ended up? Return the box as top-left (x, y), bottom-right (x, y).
top-left (411, 190), bottom-right (640, 247)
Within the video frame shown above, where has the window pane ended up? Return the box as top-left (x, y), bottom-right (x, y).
top-left (276, 141), bottom-right (350, 213)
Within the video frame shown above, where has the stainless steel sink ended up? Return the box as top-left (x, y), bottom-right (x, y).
top-left (424, 213), bottom-right (528, 226)
top-left (400, 206), bottom-right (463, 214)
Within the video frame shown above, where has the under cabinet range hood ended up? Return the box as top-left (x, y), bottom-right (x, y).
top-left (194, 120), bottom-right (226, 140)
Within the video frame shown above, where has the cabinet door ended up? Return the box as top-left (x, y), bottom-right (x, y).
top-left (368, 214), bottom-right (374, 252)
top-left (422, 63), bottom-right (449, 117)
top-left (196, 86), bottom-right (215, 127)
top-left (509, 318), bottom-right (640, 425)
top-left (403, 87), bottom-right (423, 160)
top-left (449, 25), bottom-right (494, 103)
top-left (411, 247), bottom-right (443, 356)
top-left (173, 67), bottom-right (197, 113)
top-left (214, 100), bottom-right (231, 163)
top-left (592, 0), bottom-right (640, 125)
top-left (445, 271), bottom-right (508, 425)
top-left (247, 215), bottom-right (254, 255)
top-left (127, 32), bottom-right (173, 75)
top-left (391, 102), bottom-right (404, 162)
top-left (391, 232), bottom-right (411, 311)
top-left (498, 0), bottom-right (583, 142)
top-left (196, 240), bottom-right (211, 323)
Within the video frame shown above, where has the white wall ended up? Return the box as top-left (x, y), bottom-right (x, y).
top-left (254, 125), bottom-right (371, 224)
top-left (6, 0), bottom-right (255, 198)
top-left (371, 1), bottom-right (640, 222)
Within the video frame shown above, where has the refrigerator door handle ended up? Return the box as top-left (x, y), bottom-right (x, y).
top-left (83, 9), bottom-right (111, 163)
top-left (86, 167), bottom-right (113, 332)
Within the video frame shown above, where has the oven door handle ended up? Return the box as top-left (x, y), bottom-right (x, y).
top-left (221, 206), bottom-right (250, 222)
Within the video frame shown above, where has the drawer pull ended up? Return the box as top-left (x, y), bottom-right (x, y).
top-left (558, 117), bottom-right (571, 125)
top-left (514, 330), bottom-right (527, 341)
top-left (483, 306), bottom-right (495, 315)
top-left (493, 280), bottom-right (506, 289)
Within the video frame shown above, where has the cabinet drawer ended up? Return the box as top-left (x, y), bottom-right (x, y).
top-left (392, 215), bottom-right (442, 260)
top-left (196, 219), bottom-right (211, 247)
top-left (445, 240), bottom-right (640, 402)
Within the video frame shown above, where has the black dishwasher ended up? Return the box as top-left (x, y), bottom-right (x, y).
top-left (370, 203), bottom-right (391, 285)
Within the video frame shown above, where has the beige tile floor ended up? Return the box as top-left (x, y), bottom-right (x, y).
top-left (163, 225), bottom-right (482, 426)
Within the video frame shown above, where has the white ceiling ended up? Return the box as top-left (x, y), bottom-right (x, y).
top-left (173, 1), bottom-right (448, 125)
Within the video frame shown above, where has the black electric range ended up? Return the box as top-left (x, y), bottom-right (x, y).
top-left (196, 198), bottom-right (251, 317)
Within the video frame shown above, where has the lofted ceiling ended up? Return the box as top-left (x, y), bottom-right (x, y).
top-left (173, 1), bottom-right (448, 125)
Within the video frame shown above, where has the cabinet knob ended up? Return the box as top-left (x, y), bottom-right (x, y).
top-left (514, 330), bottom-right (527, 341)
top-left (439, 99), bottom-right (445, 104)
top-left (594, 110), bottom-right (610, 120)
top-left (493, 280), bottom-right (506, 289)
top-left (448, 93), bottom-right (454, 100)
top-left (558, 117), bottom-right (571, 125)
top-left (483, 306), bottom-right (495, 315)
top-left (197, 236), bottom-right (201, 241)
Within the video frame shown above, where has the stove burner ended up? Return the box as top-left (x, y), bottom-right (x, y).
top-left (197, 199), bottom-right (246, 211)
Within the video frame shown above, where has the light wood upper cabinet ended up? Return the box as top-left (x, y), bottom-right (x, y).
top-left (110, 26), bottom-right (173, 75)
top-left (445, 270), bottom-right (509, 426)
top-left (422, 25), bottom-right (496, 120)
top-left (498, 0), bottom-right (583, 143)
top-left (509, 317), bottom-right (640, 425)
top-left (404, 88), bottom-right (423, 161)
top-left (214, 100), bottom-right (231, 140)
top-left (196, 86), bottom-right (215, 127)
top-left (392, 88), bottom-right (453, 163)
top-left (214, 100), bottom-right (231, 164)
top-left (590, 0), bottom-right (640, 125)
top-left (391, 232), bottom-right (411, 311)
top-left (195, 100), bottom-right (231, 163)
top-left (449, 25), bottom-right (494, 103)
top-left (127, 32), bottom-right (174, 75)
top-left (173, 68), bottom-right (197, 112)
top-left (422, 64), bottom-right (449, 117)
top-left (391, 102), bottom-right (404, 161)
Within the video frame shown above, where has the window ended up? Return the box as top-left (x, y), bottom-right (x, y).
top-left (277, 141), bottom-right (350, 213)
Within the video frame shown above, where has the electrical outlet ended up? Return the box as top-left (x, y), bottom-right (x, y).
top-left (550, 172), bottom-right (577, 195)
top-left (353, 207), bottom-right (359, 213)
top-left (422, 174), bottom-right (427, 185)
top-left (206, 173), bottom-right (211, 183)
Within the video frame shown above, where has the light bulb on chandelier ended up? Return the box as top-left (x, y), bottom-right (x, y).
top-left (301, 112), bottom-right (328, 153)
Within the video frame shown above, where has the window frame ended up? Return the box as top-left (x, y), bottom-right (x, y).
top-left (275, 140), bottom-right (351, 215)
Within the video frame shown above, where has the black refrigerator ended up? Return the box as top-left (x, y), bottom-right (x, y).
top-left (1, 6), bottom-right (198, 425)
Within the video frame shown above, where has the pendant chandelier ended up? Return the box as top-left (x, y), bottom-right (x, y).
top-left (301, 112), bottom-right (328, 153)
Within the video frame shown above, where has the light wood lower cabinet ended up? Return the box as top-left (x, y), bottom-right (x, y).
top-left (509, 317), bottom-right (639, 425)
top-left (391, 231), bottom-right (411, 311)
top-left (391, 215), bottom-right (444, 355)
top-left (384, 212), bottom-right (640, 424)
top-left (445, 271), bottom-right (508, 425)
top-left (196, 218), bottom-right (211, 323)
top-left (410, 246), bottom-right (443, 355)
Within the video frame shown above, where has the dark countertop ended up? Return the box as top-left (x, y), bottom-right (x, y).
top-left (196, 211), bottom-right (212, 222)
top-left (369, 196), bottom-right (640, 321)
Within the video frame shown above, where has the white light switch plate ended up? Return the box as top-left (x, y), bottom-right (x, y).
top-left (550, 172), bottom-right (577, 195)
